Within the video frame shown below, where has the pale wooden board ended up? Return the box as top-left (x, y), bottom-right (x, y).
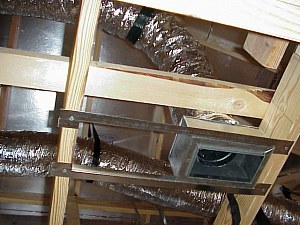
top-left (147, 106), bottom-right (166, 159)
top-left (214, 48), bottom-right (300, 225)
top-left (0, 48), bottom-right (274, 119)
top-left (244, 32), bottom-right (289, 69)
top-left (66, 197), bottom-right (80, 225)
top-left (116, 0), bottom-right (300, 42)
top-left (296, 45), bottom-right (300, 56)
top-left (0, 16), bottom-right (20, 129)
top-left (0, 190), bottom-right (199, 218)
top-left (48, 0), bottom-right (101, 225)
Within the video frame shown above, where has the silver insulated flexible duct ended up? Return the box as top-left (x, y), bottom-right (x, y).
top-left (0, 1), bottom-right (299, 224)
top-left (1, 131), bottom-right (300, 224)
top-left (0, 130), bottom-right (224, 217)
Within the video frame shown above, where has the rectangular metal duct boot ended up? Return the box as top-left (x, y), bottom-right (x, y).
top-left (169, 117), bottom-right (273, 189)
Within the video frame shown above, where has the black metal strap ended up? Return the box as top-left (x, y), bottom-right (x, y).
top-left (126, 7), bottom-right (155, 44)
top-left (227, 194), bottom-right (241, 225)
top-left (88, 123), bottom-right (101, 167)
top-left (255, 208), bottom-right (271, 225)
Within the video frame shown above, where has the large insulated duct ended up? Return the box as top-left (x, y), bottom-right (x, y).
top-left (1, 130), bottom-right (300, 224)
top-left (0, 0), bottom-right (214, 124)
top-left (0, 130), bottom-right (224, 217)
top-left (0, 0), bottom-right (213, 77)
top-left (0, 1), bottom-right (299, 224)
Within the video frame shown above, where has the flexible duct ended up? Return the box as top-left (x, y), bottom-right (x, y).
top-left (0, 130), bottom-right (224, 217)
top-left (1, 130), bottom-right (300, 224)
top-left (0, 1), bottom-right (299, 224)
top-left (0, 0), bottom-right (213, 124)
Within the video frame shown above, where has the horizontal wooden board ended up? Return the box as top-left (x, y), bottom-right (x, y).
top-left (0, 48), bottom-right (274, 118)
top-left (116, 0), bottom-right (300, 42)
top-left (0, 190), bottom-right (198, 218)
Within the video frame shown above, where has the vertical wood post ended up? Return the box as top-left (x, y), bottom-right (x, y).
top-left (48, 1), bottom-right (101, 225)
top-left (0, 16), bottom-right (21, 129)
top-left (214, 45), bottom-right (300, 225)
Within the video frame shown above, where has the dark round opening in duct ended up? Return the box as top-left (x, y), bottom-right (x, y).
top-left (197, 149), bottom-right (236, 167)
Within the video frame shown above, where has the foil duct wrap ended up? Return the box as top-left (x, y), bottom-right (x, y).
top-left (97, 142), bottom-right (225, 217)
top-left (171, 110), bottom-right (239, 126)
top-left (99, 142), bottom-right (172, 175)
top-left (98, 183), bottom-right (225, 217)
top-left (0, 0), bottom-right (213, 78)
top-left (1, 1), bottom-right (297, 223)
top-left (0, 131), bottom-right (93, 176)
top-left (0, 131), bottom-right (224, 217)
top-left (0, 0), bottom-right (218, 124)
top-left (262, 195), bottom-right (300, 225)
top-left (99, 0), bottom-right (215, 124)
top-left (0, 0), bottom-right (80, 24)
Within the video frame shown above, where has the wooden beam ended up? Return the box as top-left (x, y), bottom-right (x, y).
top-left (48, 0), bottom-right (101, 225)
top-left (244, 32), bottom-right (289, 69)
top-left (0, 190), bottom-right (199, 218)
top-left (0, 86), bottom-right (10, 130)
top-left (66, 197), bottom-right (81, 225)
top-left (7, 16), bottom-right (20, 49)
top-left (214, 46), bottom-right (300, 225)
top-left (147, 106), bottom-right (166, 159)
top-left (0, 48), bottom-right (274, 119)
top-left (116, 0), bottom-right (300, 42)
top-left (0, 16), bottom-right (21, 129)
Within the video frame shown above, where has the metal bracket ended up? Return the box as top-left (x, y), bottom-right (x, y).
top-left (56, 110), bottom-right (292, 155)
top-left (50, 162), bottom-right (271, 195)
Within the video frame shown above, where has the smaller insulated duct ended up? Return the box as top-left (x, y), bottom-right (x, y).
top-left (0, 130), bottom-right (224, 217)
top-left (1, 130), bottom-right (300, 224)
top-left (0, 0), bottom-right (215, 124)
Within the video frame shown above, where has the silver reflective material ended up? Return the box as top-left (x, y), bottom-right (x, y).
top-left (99, 0), bottom-right (140, 40)
top-left (262, 195), bottom-right (300, 225)
top-left (99, 0), bottom-right (213, 76)
top-left (136, 13), bottom-right (213, 77)
top-left (97, 143), bottom-right (225, 217)
top-left (97, 183), bottom-right (225, 217)
top-left (1, 1), bottom-right (297, 222)
top-left (0, 131), bottom-right (224, 217)
top-left (170, 108), bottom-right (239, 125)
top-left (0, 0), bottom-right (80, 24)
top-left (99, 143), bottom-right (171, 175)
top-left (0, 131), bottom-right (93, 176)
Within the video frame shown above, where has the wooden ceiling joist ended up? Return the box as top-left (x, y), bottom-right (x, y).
top-left (0, 48), bottom-right (273, 119)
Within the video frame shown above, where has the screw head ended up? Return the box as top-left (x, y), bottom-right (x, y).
top-left (69, 116), bottom-right (75, 121)
top-left (62, 168), bottom-right (68, 174)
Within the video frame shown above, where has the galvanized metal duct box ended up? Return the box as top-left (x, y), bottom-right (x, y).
top-left (169, 117), bottom-right (274, 188)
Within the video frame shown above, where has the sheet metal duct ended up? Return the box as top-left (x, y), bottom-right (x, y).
top-left (169, 117), bottom-right (273, 188)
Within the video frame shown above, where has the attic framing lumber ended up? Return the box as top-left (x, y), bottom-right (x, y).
top-left (0, 1), bottom-right (299, 224)
top-left (0, 189), bottom-right (199, 218)
top-left (116, 0), bottom-right (300, 42)
top-left (214, 46), bottom-right (300, 224)
top-left (48, 1), bottom-right (101, 225)
top-left (0, 48), bottom-right (273, 119)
